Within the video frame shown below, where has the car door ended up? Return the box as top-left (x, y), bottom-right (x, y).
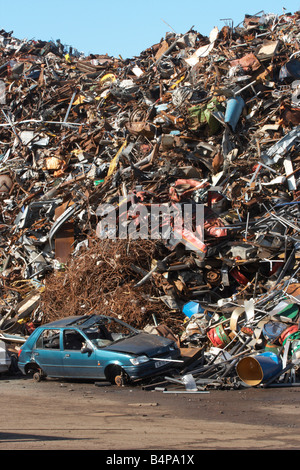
top-left (62, 328), bottom-right (103, 378)
top-left (32, 328), bottom-right (64, 377)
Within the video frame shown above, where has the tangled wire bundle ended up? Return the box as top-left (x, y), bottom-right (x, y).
top-left (41, 238), bottom-right (181, 330)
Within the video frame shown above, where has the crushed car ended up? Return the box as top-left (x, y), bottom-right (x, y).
top-left (17, 314), bottom-right (182, 385)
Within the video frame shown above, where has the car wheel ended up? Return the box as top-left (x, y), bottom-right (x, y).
top-left (32, 370), bottom-right (45, 382)
top-left (114, 374), bottom-right (124, 387)
top-left (105, 365), bottom-right (129, 386)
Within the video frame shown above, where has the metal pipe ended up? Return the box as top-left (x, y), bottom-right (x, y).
top-left (63, 90), bottom-right (77, 123)
top-left (262, 363), bottom-right (295, 387)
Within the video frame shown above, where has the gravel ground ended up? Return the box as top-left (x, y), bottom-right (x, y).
top-left (1, 374), bottom-right (300, 451)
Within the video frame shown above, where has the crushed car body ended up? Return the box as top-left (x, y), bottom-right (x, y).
top-left (17, 314), bottom-right (181, 384)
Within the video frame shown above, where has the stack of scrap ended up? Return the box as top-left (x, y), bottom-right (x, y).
top-left (1, 11), bottom-right (300, 388)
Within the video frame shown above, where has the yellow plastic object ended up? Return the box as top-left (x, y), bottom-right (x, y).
top-left (170, 75), bottom-right (185, 89)
top-left (106, 140), bottom-right (127, 178)
top-left (100, 73), bottom-right (116, 87)
top-left (73, 95), bottom-right (86, 105)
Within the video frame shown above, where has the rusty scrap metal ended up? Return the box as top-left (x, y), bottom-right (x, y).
top-left (1, 11), bottom-right (300, 389)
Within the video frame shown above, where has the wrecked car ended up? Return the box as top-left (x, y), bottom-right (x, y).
top-left (17, 314), bottom-right (181, 385)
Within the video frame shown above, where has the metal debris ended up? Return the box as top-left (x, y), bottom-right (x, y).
top-left (1, 11), bottom-right (300, 389)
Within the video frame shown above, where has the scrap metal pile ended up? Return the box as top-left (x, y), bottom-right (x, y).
top-left (1, 10), bottom-right (300, 388)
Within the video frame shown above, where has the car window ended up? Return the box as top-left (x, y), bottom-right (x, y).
top-left (35, 329), bottom-right (61, 349)
top-left (63, 329), bottom-right (86, 350)
top-left (105, 318), bottom-right (136, 341)
top-left (83, 318), bottom-right (136, 347)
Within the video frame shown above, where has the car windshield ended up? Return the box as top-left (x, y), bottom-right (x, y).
top-left (83, 317), bottom-right (138, 349)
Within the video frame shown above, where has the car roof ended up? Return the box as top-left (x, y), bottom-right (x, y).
top-left (41, 314), bottom-right (109, 329)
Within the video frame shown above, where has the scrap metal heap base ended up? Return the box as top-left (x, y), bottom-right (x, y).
top-left (1, 11), bottom-right (300, 389)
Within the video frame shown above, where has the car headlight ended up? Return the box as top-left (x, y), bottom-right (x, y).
top-left (130, 355), bottom-right (150, 365)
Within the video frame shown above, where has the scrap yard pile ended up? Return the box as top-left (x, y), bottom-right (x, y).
top-left (2, 9), bottom-right (300, 389)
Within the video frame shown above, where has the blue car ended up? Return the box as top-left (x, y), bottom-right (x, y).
top-left (17, 314), bottom-right (181, 385)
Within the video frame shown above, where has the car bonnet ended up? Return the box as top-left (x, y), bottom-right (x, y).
top-left (105, 332), bottom-right (175, 357)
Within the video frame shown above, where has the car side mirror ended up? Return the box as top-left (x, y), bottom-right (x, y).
top-left (81, 343), bottom-right (93, 354)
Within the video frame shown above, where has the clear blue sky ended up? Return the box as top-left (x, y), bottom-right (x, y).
top-left (1, 0), bottom-right (299, 59)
